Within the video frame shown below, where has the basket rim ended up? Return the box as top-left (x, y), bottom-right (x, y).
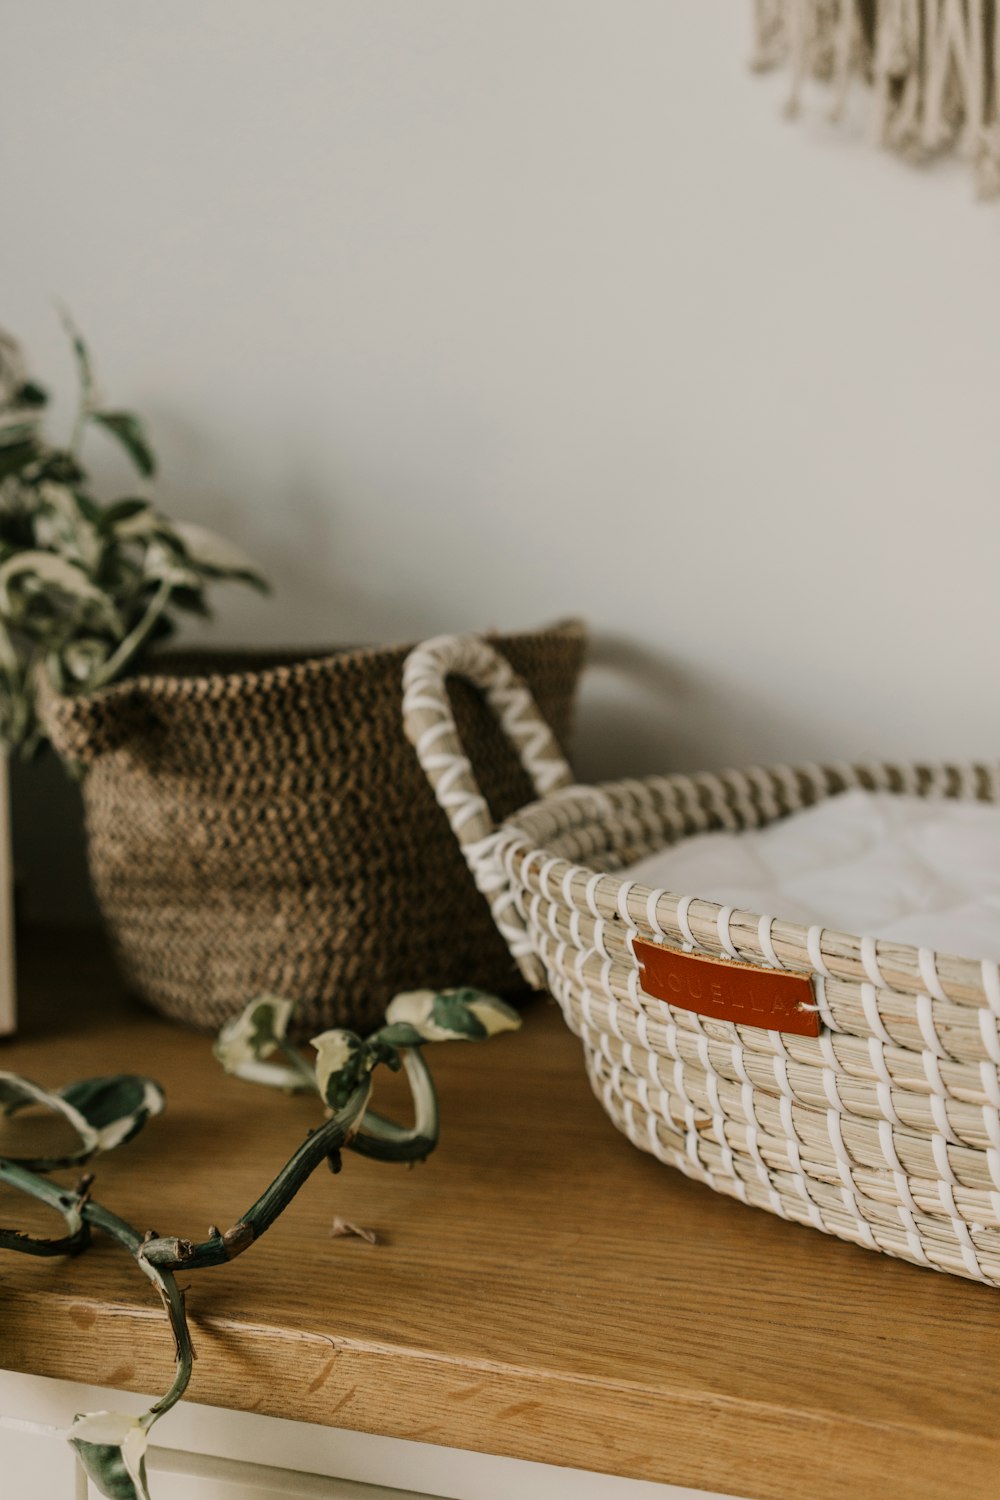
top-left (42, 617), bottom-right (587, 710)
top-left (497, 758), bottom-right (1000, 1008)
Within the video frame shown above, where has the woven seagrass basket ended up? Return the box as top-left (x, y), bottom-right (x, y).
top-left (404, 633), bottom-right (1000, 1287)
top-left (41, 620), bottom-right (586, 1034)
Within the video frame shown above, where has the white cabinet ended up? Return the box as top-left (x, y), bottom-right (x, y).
top-left (0, 1371), bottom-right (739, 1500)
top-left (0, 1415), bottom-right (82, 1496)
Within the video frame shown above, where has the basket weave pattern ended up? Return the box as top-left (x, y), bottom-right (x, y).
top-left (404, 634), bottom-right (1000, 1287)
top-left (41, 623), bottom-right (586, 1034)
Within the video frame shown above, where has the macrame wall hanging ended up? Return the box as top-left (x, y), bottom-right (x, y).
top-left (752, 0), bottom-right (1000, 197)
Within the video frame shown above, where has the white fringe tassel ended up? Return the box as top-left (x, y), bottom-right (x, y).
top-left (752, 0), bottom-right (1000, 198)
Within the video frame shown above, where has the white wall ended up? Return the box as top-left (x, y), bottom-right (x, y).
top-left (4, 2), bottom-right (1000, 916)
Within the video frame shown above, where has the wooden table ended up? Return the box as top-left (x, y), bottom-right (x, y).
top-left (1, 932), bottom-right (999, 1500)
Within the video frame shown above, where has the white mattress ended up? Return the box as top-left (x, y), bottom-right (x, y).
top-left (620, 789), bottom-right (1000, 962)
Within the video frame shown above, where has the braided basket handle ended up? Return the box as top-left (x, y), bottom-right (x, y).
top-left (402, 633), bottom-right (575, 984)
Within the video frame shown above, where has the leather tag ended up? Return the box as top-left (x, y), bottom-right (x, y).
top-left (632, 936), bottom-right (820, 1037)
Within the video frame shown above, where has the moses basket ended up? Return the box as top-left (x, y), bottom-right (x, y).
top-left (404, 633), bottom-right (1000, 1287)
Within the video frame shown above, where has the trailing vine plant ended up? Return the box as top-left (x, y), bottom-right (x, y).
top-left (0, 985), bottom-right (519, 1499)
top-left (0, 315), bottom-right (268, 756)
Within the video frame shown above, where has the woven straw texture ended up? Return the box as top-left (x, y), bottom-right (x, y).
top-left (41, 621), bottom-right (586, 1035)
top-left (404, 633), bottom-right (1000, 1287)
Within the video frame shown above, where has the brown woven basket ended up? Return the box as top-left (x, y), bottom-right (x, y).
top-left (41, 620), bottom-right (586, 1034)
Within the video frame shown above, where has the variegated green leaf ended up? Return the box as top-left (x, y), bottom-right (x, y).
top-left (90, 410), bottom-right (156, 478)
top-left (171, 521), bottom-right (268, 590)
top-left (111, 506), bottom-right (162, 539)
top-left (431, 991), bottom-right (488, 1038)
top-left (30, 482), bottom-right (103, 570)
top-left (384, 987), bottom-right (521, 1043)
top-left (311, 1028), bottom-right (368, 1109)
top-left (68, 1412), bottom-right (151, 1500)
top-left (0, 550), bottom-right (105, 610)
top-left (59, 1075), bottom-right (165, 1154)
top-left (0, 1070), bottom-right (99, 1161)
top-left (62, 637), bottom-right (112, 684)
top-left (0, 439), bottom-right (38, 480)
top-left (141, 538), bottom-right (200, 590)
top-left (375, 1021), bottom-right (425, 1049)
top-left (60, 308), bottom-right (96, 409)
top-left (214, 995), bottom-right (295, 1074)
top-left (461, 991), bottom-right (521, 1037)
top-left (14, 380), bottom-right (47, 409)
top-left (37, 480), bottom-right (85, 522)
top-left (0, 314), bottom-right (272, 756)
top-left (0, 412), bottom-right (42, 447)
top-left (100, 497), bottom-right (155, 530)
top-left (0, 1070), bottom-right (164, 1167)
top-left (384, 990), bottom-right (454, 1039)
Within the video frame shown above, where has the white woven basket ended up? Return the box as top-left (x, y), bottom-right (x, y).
top-left (403, 633), bottom-right (1000, 1286)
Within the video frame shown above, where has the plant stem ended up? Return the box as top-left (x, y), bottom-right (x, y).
top-left (81, 1200), bottom-right (193, 1426)
top-left (223, 1055), bottom-right (313, 1092)
top-left (139, 1047), bottom-right (440, 1270)
top-left (350, 1049), bottom-right (439, 1163)
top-left (0, 1157), bottom-right (89, 1234)
top-left (140, 1080), bottom-right (373, 1271)
top-left (0, 1223), bottom-right (90, 1256)
top-left (60, 306), bottom-right (93, 461)
top-left (88, 577), bottom-right (173, 690)
top-left (0, 1161), bottom-right (193, 1434)
top-left (0, 1038), bottom-right (441, 1478)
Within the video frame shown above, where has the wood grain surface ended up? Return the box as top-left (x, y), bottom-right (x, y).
top-left (1, 932), bottom-right (999, 1499)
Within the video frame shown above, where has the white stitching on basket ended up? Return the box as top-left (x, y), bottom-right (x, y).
top-left (771, 1052), bottom-right (793, 1100)
top-left (982, 961), bottom-right (1000, 1017)
top-left (717, 906), bottom-right (741, 961)
top-left (979, 1008), bottom-right (1000, 1067)
top-left (868, 1037), bottom-right (901, 1127)
top-left (646, 887), bottom-right (668, 940)
top-left (821, 1046), bottom-right (844, 1113)
top-left (860, 983), bottom-right (894, 1047)
top-left (676, 894), bottom-right (698, 951)
top-left (861, 935), bottom-right (886, 988)
top-left (592, 918), bottom-right (610, 961)
top-left (806, 925), bottom-right (832, 979)
top-left (980, 1060), bottom-right (1000, 1111)
top-left (929, 1090), bottom-right (961, 1146)
top-left (932, 1132), bottom-right (957, 1187)
top-left (916, 993), bottom-right (949, 1060)
top-left (758, 914), bottom-right (782, 968)
top-left (812, 975), bottom-right (836, 1031)
top-left (827, 1110), bottom-right (877, 1249)
top-left (919, 947), bottom-right (949, 1004)
top-left (938, 1179), bottom-right (986, 1281)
